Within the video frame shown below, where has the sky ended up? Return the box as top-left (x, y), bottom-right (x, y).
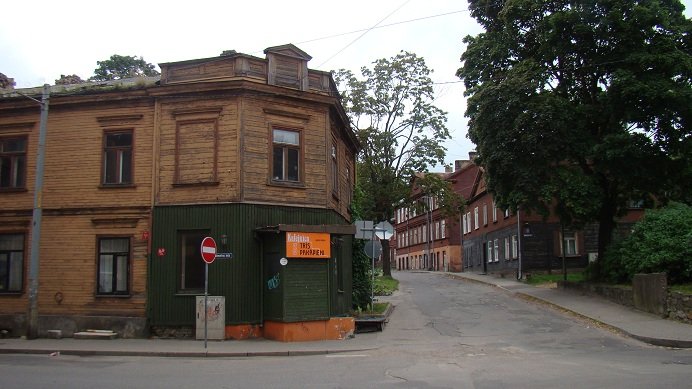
top-left (2, 0), bottom-right (690, 170)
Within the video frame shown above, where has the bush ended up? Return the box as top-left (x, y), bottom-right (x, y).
top-left (601, 202), bottom-right (692, 284)
top-left (351, 239), bottom-right (372, 309)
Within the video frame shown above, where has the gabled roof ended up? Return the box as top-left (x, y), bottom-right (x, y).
top-left (264, 43), bottom-right (312, 61)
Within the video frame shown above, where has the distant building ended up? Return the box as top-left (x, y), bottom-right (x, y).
top-left (393, 153), bottom-right (644, 277)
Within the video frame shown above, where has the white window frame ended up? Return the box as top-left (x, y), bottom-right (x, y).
top-left (512, 235), bottom-right (518, 259)
top-left (494, 239), bottom-right (499, 262)
top-left (483, 204), bottom-right (488, 226)
top-left (474, 207), bottom-right (479, 230)
top-left (562, 232), bottom-right (578, 256)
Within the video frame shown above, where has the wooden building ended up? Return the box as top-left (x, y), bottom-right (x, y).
top-left (0, 44), bottom-right (360, 341)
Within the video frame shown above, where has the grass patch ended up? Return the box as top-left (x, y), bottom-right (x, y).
top-left (526, 272), bottom-right (585, 285)
top-left (670, 284), bottom-right (692, 295)
top-left (352, 302), bottom-right (389, 316)
top-left (374, 275), bottom-right (399, 296)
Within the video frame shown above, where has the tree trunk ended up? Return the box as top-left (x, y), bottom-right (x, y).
top-left (381, 239), bottom-right (392, 277)
top-left (594, 196), bottom-right (617, 280)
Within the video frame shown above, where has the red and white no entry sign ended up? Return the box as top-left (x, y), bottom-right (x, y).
top-left (200, 237), bottom-right (217, 264)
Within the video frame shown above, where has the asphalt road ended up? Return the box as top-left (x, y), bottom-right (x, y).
top-left (1, 271), bottom-right (690, 388)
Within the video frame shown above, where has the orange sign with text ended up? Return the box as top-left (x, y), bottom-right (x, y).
top-left (286, 232), bottom-right (331, 258)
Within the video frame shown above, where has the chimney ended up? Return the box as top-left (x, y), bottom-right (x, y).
top-left (468, 151), bottom-right (478, 162)
top-left (454, 160), bottom-right (470, 171)
top-left (445, 165), bottom-right (452, 173)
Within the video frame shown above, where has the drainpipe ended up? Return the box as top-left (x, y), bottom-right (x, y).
top-left (517, 207), bottom-right (523, 280)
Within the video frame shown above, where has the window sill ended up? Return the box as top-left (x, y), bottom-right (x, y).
top-left (95, 294), bottom-right (131, 298)
top-left (0, 291), bottom-right (24, 296)
top-left (0, 188), bottom-right (28, 193)
top-left (268, 180), bottom-right (305, 189)
top-left (175, 290), bottom-right (204, 296)
top-left (99, 183), bottom-right (137, 189)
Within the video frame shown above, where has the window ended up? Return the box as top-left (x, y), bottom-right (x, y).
top-left (483, 204), bottom-right (488, 226)
top-left (0, 137), bottom-right (27, 190)
top-left (474, 207), bottom-right (479, 230)
top-left (462, 214), bottom-right (467, 234)
top-left (331, 141), bottom-right (338, 195)
top-left (492, 201), bottom-right (497, 222)
top-left (504, 209), bottom-right (510, 218)
top-left (441, 220), bottom-right (446, 239)
top-left (504, 238), bottom-right (510, 260)
top-left (487, 241), bottom-right (493, 262)
top-left (103, 131), bottom-right (133, 185)
top-left (272, 129), bottom-right (300, 182)
top-left (435, 221), bottom-right (440, 240)
top-left (494, 239), bottom-right (499, 262)
top-left (179, 231), bottom-right (208, 291)
top-left (0, 234), bottom-right (24, 292)
top-left (563, 232), bottom-right (578, 256)
top-left (512, 235), bottom-right (518, 259)
top-left (466, 212), bottom-right (472, 233)
top-left (97, 237), bottom-right (130, 295)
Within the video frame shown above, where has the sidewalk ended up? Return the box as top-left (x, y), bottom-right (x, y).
top-left (447, 271), bottom-right (692, 348)
top-left (1, 272), bottom-right (690, 358)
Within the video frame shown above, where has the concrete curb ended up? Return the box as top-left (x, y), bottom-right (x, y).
top-left (446, 272), bottom-right (692, 349)
top-left (0, 346), bottom-right (379, 358)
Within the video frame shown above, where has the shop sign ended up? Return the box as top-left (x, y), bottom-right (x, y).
top-left (286, 232), bottom-right (330, 258)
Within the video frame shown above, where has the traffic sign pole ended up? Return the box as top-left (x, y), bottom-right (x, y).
top-left (204, 262), bottom-right (208, 350)
top-left (199, 237), bottom-right (216, 350)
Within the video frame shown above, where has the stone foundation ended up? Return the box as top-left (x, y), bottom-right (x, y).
top-left (0, 314), bottom-right (147, 338)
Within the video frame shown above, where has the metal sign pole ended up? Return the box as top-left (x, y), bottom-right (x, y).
top-left (204, 262), bottom-right (208, 350)
top-left (371, 228), bottom-right (375, 313)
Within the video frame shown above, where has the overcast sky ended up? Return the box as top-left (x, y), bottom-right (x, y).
top-left (2, 0), bottom-right (690, 169)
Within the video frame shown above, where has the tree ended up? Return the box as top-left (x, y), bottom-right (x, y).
top-left (602, 202), bottom-right (692, 284)
top-left (0, 72), bottom-right (15, 89)
top-left (55, 74), bottom-right (84, 85)
top-left (335, 51), bottom-right (453, 276)
top-left (458, 0), bottom-right (692, 277)
top-left (90, 54), bottom-right (159, 81)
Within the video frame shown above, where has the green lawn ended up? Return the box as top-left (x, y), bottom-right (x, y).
top-left (526, 272), bottom-right (585, 285)
top-left (374, 275), bottom-right (399, 296)
top-left (670, 284), bottom-right (692, 295)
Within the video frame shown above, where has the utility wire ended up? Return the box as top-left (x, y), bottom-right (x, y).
top-left (316, 0), bottom-right (412, 69)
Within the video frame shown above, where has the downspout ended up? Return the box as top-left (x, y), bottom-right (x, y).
top-left (460, 209), bottom-right (464, 272)
top-left (517, 207), bottom-right (523, 280)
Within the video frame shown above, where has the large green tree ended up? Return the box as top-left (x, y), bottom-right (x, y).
top-left (90, 54), bottom-right (159, 81)
top-left (458, 0), bottom-right (692, 277)
top-left (335, 51), bottom-right (453, 275)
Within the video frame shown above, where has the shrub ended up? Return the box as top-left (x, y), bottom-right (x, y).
top-left (602, 202), bottom-right (692, 284)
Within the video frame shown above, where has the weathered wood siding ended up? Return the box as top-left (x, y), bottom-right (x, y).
top-left (156, 98), bottom-right (240, 205)
top-left (241, 97), bottom-right (329, 206)
top-left (42, 104), bottom-right (154, 209)
top-left (0, 100), bottom-right (153, 318)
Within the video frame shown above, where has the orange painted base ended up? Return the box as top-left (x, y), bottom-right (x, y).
top-left (225, 324), bottom-right (263, 340)
top-left (263, 318), bottom-right (355, 342)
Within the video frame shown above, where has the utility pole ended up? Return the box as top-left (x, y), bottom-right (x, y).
top-left (27, 84), bottom-right (50, 339)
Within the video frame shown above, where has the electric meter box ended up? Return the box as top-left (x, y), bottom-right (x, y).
top-left (195, 296), bottom-right (225, 340)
